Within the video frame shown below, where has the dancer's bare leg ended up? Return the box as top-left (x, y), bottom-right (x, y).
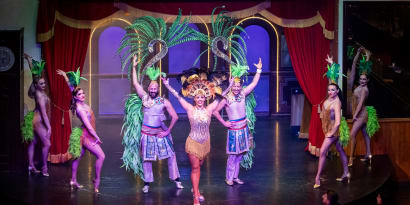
top-left (335, 140), bottom-right (349, 177)
top-left (361, 126), bottom-right (371, 157)
top-left (188, 154), bottom-right (202, 204)
top-left (83, 142), bottom-right (105, 191)
top-left (348, 120), bottom-right (365, 165)
top-left (315, 137), bottom-right (337, 186)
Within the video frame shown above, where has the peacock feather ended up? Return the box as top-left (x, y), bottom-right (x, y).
top-left (188, 6), bottom-right (248, 71)
top-left (118, 9), bottom-right (193, 83)
top-left (121, 93), bottom-right (145, 179)
top-left (240, 88), bottom-right (257, 169)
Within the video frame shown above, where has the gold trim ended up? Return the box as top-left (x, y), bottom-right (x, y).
top-left (259, 10), bottom-right (334, 40)
top-left (38, 2), bottom-right (335, 42)
top-left (48, 152), bottom-right (72, 163)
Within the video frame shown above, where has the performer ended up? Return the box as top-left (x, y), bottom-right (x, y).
top-left (314, 55), bottom-right (350, 189)
top-left (162, 68), bottom-right (232, 205)
top-left (22, 54), bottom-right (51, 177)
top-left (347, 47), bottom-right (380, 166)
top-left (213, 58), bottom-right (262, 185)
top-left (130, 56), bottom-right (183, 193)
top-left (57, 69), bottom-right (105, 193)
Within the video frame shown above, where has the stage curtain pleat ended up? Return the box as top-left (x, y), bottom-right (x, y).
top-left (284, 24), bottom-right (330, 156)
top-left (42, 20), bottom-right (91, 163)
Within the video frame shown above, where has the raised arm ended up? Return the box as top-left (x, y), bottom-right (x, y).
top-left (243, 57), bottom-right (263, 96)
top-left (24, 53), bottom-right (33, 70)
top-left (132, 55), bottom-right (147, 98)
top-left (326, 100), bottom-right (341, 138)
top-left (37, 93), bottom-right (51, 137)
top-left (212, 99), bottom-right (231, 128)
top-left (348, 47), bottom-right (364, 90)
top-left (57, 69), bottom-right (75, 92)
top-left (161, 77), bottom-right (193, 112)
top-left (352, 87), bottom-right (368, 122)
top-left (77, 108), bottom-right (101, 144)
top-left (158, 99), bottom-right (179, 138)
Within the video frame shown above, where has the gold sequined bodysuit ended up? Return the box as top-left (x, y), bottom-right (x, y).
top-left (185, 107), bottom-right (211, 160)
top-left (320, 100), bottom-right (339, 137)
top-left (352, 86), bottom-right (368, 122)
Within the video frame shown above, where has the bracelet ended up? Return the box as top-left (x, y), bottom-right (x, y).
top-left (256, 69), bottom-right (262, 74)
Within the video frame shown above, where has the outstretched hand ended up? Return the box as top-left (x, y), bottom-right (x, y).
top-left (325, 55), bottom-right (333, 64)
top-left (56, 69), bottom-right (67, 77)
top-left (161, 77), bottom-right (169, 86)
top-left (254, 57), bottom-right (262, 70)
top-left (24, 53), bottom-right (32, 60)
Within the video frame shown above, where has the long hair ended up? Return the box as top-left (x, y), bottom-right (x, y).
top-left (28, 76), bottom-right (42, 99)
top-left (328, 83), bottom-right (345, 109)
top-left (70, 87), bottom-right (82, 114)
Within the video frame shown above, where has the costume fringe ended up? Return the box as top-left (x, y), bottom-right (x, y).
top-left (339, 117), bottom-right (350, 147)
top-left (21, 111), bottom-right (34, 143)
top-left (68, 127), bottom-right (83, 158)
top-left (366, 106), bottom-right (380, 138)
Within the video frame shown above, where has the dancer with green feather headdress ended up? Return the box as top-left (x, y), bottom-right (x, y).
top-left (118, 9), bottom-right (195, 193)
top-left (122, 55), bottom-right (183, 194)
top-left (57, 68), bottom-right (104, 193)
top-left (213, 58), bottom-right (262, 186)
top-left (314, 55), bottom-right (350, 189)
top-left (347, 46), bottom-right (380, 167)
top-left (22, 53), bottom-right (52, 177)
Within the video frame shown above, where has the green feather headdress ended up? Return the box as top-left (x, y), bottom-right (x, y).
top-left (347, 45), bottom-right (355, 60)
top-left (324, 63), bottom-right (345, 84)
top-left (31, 59), bottom-right (45, 77)
top-left (358, 55), bottom-right (373, 76)
top-left (231, 64), bottom-right (249, 83)
top-left (144, 66), bottom-right (166, 81)
top-left (66, 67), bottom-right (87, 88)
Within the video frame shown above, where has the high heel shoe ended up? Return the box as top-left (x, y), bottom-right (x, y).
top-left (313, 178), bottom-right (321, 189)
top-left (360, 154), bottom-right (372, 162)
top-left (28, 166), bottom-right (40, 176)
top-left (93, 179), bottom-right (100, 193)
top-left (193, 195), bottom-right (201, 205)
top-left (41, 166), bottom-right (49, 177)
top-left (336, 173), bottom-right (351, 182)
top-left (190, 188), bottom-right (205, 201)
top-left (348, 157), bottom-right (354, 167)
top-left (70, 180), bottom-right (84, 189)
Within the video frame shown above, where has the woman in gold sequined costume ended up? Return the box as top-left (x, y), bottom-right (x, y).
top-left (162, 69), bottom-right (232, 205)
top-left (314, 55), bottom-right (350, 189)
top-left (347, 47), bottom-right (372, 166)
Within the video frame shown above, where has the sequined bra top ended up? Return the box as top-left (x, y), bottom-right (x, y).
top-left (188, 107), bottom-right (210, 144)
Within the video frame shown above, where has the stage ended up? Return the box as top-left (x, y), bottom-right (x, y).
top-left (0, 117), bottom-right (393, 205)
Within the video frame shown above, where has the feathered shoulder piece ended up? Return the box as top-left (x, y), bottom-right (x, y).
top-left (324, 63), bottom-right (345, 84)
top-left (144, 66), bottom-right (166, 81)
top-left (66, 67), bottom-right (87, 88)
top-left (31, 59), bottom-right (46, 77)
top-left (358, 54), bottom-right (373, 76)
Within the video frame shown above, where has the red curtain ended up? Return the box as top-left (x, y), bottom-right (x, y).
top-left (42, 21), bottom-right (91, 163)
top-left (284, 24), bottom-right (330, 156)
